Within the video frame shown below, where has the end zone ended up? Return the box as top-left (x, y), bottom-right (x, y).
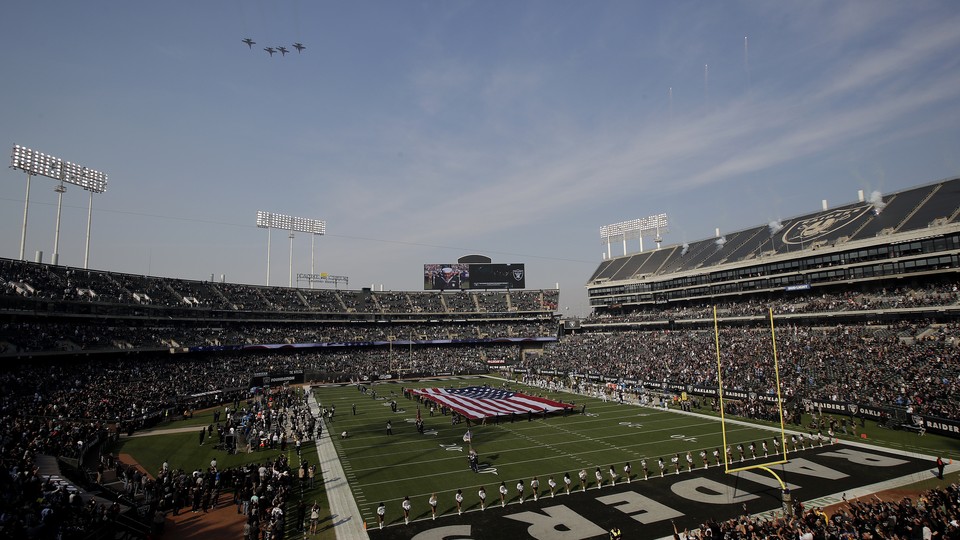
top-left (366, 443), bottom-right (941, 540)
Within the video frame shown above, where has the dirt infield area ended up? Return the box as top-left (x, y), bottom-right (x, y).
top-left (160, 492), bottom-right (246, 540)
top-left (118, 453), bottom-right (245, 540)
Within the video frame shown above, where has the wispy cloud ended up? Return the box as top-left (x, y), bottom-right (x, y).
top-left (358, 5), bottom-right (960, 247)
top-left (814, 12), bottom-right (960, 100)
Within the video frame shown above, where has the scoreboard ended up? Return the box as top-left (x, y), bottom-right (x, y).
top-left (424, 263), bottom-right (525, 290)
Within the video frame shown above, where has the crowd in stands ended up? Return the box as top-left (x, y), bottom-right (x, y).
top-left (588, 282), bottom-right (960, 324)
top-left (0, 319), bottom-right (556, 353)
top-left (1, 258), bottom-right (558, 315)
top-left (293, 344), bottom-right (510, 378)
top-left (673, 484), bottom-right (960, 539)
top-left (525, 321), bottom-right (960, 420)
top-left (0, 345), bottom-right (490, 539)
top-left (0, 466), bottom-right (125, 540)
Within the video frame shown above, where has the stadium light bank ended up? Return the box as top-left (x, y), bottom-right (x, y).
top-left (10, 144), bottom-right (108, 268)
top-left (600, 213), bottom-right (668, 259)
top-left (256, 211), bottom-right (326, 287)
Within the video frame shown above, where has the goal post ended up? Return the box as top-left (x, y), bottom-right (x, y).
top-left (713, 306), bottom-right (791, 497)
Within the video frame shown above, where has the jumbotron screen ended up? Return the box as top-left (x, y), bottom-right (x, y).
top-left (423, 263), bottom-right (525, 290)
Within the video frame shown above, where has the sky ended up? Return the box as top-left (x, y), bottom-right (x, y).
top-left (1, 1), bottom-right (959, 316)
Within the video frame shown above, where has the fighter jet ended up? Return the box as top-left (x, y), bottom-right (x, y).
top-left (277, 46), bottom-right (289, 56)
top-left (242, 38), bottom-right (256, 49)
top-left (293, 42), bottom-right (306, 53)
top-left (264, 47), bottom-right (276, 57)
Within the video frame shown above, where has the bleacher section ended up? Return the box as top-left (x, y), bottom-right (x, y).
top-left (587, 177), bottom-right (960, 313)
top-left (0, 257), bottom-right (559, 356)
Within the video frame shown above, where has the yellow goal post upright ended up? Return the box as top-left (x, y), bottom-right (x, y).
top-left (713, 306), bottom-right (794, 515)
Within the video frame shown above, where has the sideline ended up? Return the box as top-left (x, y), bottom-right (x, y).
top-left (307, 389), bottom-right (367, 539)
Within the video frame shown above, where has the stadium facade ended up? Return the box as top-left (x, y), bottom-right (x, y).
top-left (585, 176), bottom-right (960, 320)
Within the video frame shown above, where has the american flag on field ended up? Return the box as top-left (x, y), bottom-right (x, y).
top-left (412, 386), bottom-right (574, 420)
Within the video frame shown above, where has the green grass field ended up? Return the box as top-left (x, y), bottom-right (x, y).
top-left (116, 430), bottom-right (320, 484)
top-left (318, 375), bottom-right (795, 526)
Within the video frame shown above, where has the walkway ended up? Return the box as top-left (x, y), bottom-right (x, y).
top-left (307, 391), bottom-right (367, 539)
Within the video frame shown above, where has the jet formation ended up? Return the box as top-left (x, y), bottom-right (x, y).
top-left (242, 38), bottom-right (305, 57)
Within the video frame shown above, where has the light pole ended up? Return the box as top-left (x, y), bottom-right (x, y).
top-left (18, 172), bottom-right (32, 261)
top-left (310, 234), bottom-right (316, 288)
top-left (52, 183), bottom-right (66, 265)
top-left (265, 225), bottom-right (273, 285)
top-left (9, 145), bottom-right (108, 267)
top-left (256, 211), bottom-right (326, 287)
top-left (288, 230), bottom-right (295, 287)
top-left (600, 213), bottom-right (669, 258)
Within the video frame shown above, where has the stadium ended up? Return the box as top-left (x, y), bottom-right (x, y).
top-left (2, 174), bottom-right (959, 539)
top-left (4, 3), bottom-right (960, 540)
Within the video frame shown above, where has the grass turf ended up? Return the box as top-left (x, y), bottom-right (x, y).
top-left (318, 376), bottom-right (798, 526)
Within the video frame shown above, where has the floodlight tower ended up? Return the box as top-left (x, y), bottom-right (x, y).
top-left (645, 213), bottom-right (669, 251)
top-left (307, 221), bottom-right (327, 288)
top-left (600, 218), bottom-right (640, 259)
top-left (9, 145), bottom-right (108, 267)
top-left (599, 213), bottom-right (668, 258)
top-left (256, 211), bottom-right (326, 287)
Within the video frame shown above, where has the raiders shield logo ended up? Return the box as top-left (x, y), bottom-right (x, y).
top-left (780, 206), bottom-right (872, 245)
top-left (912, 415), bottom-right (923, 426)
top-left (512, 268), bottom-right (524, 281)
top-left (847, 404), bottom-right (859, 415)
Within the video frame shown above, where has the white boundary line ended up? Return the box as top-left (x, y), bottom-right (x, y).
top-left (307, 391), bottom-right (368, 539)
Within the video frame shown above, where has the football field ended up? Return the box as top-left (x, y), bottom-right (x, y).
top-left (313, 375), bottom-right (937, 538)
